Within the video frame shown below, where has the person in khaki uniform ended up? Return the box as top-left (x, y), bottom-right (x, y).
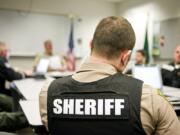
top-left (39, 16), bottom-right (180, 135)
top-left (33, 40), bottom-right (66, 72)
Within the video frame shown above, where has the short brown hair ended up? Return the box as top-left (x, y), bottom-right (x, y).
top-left (44, 40), bottom-right (52, 46)
top-left (92, 16), bottom-right (135, 59)
top-left (136, 49), bottom-right (146, 57)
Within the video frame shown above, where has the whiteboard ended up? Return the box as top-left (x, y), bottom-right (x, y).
top-left (0, 9), bottom-right (70, 56)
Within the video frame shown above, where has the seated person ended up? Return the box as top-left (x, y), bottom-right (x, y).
top-left (39, 16), bottom-right (180, 135)
top-left (0, 42), bottom-right (31, 96)
top-left (126, 49), bottom-right (146, 74)
top-left (134, 50), bottom-right (146, 65)
top-left (161, 45), bottom-right (180, 88)
top-left (0, 94), bottom-right (28, 132)
top-left (33, 40), bottom-right (66, 72)
top-left (0, 42), bottom-right (28, 132)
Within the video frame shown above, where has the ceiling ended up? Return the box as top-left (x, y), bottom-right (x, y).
top-left (97, 0), bottom-right (125, 3)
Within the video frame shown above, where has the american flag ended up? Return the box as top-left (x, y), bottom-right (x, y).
top-left (67, 19), bottom-right (76, 71)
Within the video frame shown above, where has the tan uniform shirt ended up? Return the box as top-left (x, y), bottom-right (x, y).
top-left (33, 53), bottom-right (52, 69)
top-left (39, 60), bottom-right (180, 135)
top-left (33, 53), bottom-right (66, 71)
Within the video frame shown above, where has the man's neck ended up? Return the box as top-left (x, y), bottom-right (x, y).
top-left (90, 55), bottom-right (109, 64)
top-left (89, 55), bottom-right (121, 72)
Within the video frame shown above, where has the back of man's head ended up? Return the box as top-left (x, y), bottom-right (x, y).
top-left (92, 16), bottom-right (135, 60)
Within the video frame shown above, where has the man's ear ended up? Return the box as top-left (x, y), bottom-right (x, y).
top-left (120, 50), bottom-right (132, 65)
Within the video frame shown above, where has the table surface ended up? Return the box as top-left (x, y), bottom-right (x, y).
top-left (14, 78), bottom-right (180, 126)
top-left (14, 78), bottom-right (47, 100)
top-left (46, 71), bottom-right (75, 78)
top-left (14, 71), bottom-right (75, 100)
top-left (14, 71), bottom-right (74, 126)
top-left (162, 86), bottom-right (180, 98)
top-left (19, 100), bottom-right (43, 126)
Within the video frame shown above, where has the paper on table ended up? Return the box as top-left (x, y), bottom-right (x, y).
top-left (49, 56), bottom-right (61, 69)
top-left (36, 58), bottom-right (49, 74)
top-left (19, 100), bottom-right (42, 126)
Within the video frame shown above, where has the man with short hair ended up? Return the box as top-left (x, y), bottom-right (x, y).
top-left (126, 49), bottom-right (146, 74)
top-left (135, 49), bottom-right (146, 65)
top-left (40, 16), bottom-right (180, 135)
top-left (173, 45), bottom-right (180, 66)
top-left (0, 42), bottom-right (27, 96)
top-left (0, 42), bottom-right (28, 132)
top-left (33, 40), bottom-right (54, 71)
top-left (33, 40), bottom-right (66, 72)
top-left (161, 45), bottom-right (180, 88)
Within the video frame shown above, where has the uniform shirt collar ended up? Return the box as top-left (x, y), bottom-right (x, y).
top-left (72, 58), bottom-right (118, 82)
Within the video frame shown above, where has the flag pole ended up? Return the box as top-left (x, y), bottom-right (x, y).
top-left (67, 14), bottom-right (76, 71)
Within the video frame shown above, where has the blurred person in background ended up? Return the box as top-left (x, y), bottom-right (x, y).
top-left (0, 42), bottom-right (31, 96)
top-left (161, 45), bottom-right (180, 88)
top-left (33, 40), bottom-right (66, 72)
top-left (169, 45), bottom-right (180, 68)
top-left (0, 41), bottom-right (28, 132)
top-left (0, 93), bottom-right (28, 132)
top-left (126, 49), bottom-right (146, 74)
top-left (135, 50), bottom-right (146, 65)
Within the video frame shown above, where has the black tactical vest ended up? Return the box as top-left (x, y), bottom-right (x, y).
top-left (47, 73), bottom-right (146, 135)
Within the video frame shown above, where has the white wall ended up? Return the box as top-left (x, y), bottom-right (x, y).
top-left (117, 0), bottom-right (180, 61)
top-left (3, 0), bottom-right (180, 69)
top-left (0, 0), bottom-right (116, 69)
top-left (0, 10), bottom-right (70, 56)
top-left (0, 0), bottom-right (116, 57)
